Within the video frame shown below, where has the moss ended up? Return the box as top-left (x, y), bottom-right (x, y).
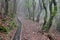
top-left (42, 0), bottom-right (57, 32)
top-left (9, 20), bottom-right (17, 30)
top-left (0, 25), bottom-right (9, 33)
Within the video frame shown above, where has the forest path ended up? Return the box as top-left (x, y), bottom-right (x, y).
top-left (17, 16), bottom-right (50, 40)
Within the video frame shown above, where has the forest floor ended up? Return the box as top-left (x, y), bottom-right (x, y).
top-left (0, 14), bottom-right (60, 40)
top-left (0, 28), bottom-right (17, 40)
top-left (18, 17), bottom-right (50, 40)
top-left (0, 13), bottom-right (17, 40)
top-left (18, 16), bottom-right (60, 40)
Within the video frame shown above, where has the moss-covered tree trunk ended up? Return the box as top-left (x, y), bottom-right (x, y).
top-left (27, 0), bottom-right (31, 19)
top-left (25, 0), bottom-right (31, 19)
top-left (13, 0), bottom-right (16, 18)
top-left (42, 0), bottom-right (57, 32)
top-left (4, 0), bottom-right (8, 15)
top-left (36, 0), bottom-right (42, 22)
top-left (0, 0), bottom-right (5, 13)
top-left (41, 0), bottom-right (47, 31)
top-left (0, 0), bottom-right (2, 12)
top-left (32, 0), bottom-right (36, 21)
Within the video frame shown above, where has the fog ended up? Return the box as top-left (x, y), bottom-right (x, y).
top-left (16, 0), bottom-right (60, 32)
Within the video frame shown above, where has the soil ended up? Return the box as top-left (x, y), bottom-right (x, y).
top-left (18, 17), bottom-right (50, 40)
top-left (0, 16), bottom-right (60, 40)
top-left (18, 16), bottom-right (60, 40)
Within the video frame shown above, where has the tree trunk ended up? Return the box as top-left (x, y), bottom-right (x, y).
top-left (42, 0), bottom-right (57, 32)
top-left (28, 0), bottom-right (31, 19)
top-left (0, 0), bottom-right (2, 12)
top-left (41, 0), bottom-right (47, 31)
top-left (32, 0), bottom-right (36, 21)
top-left (36, 0), bottom-right (42, 22)
top-left (13, 0), bottom-right (16, 17)
top-left (4, 0), bottom-right (8, 15)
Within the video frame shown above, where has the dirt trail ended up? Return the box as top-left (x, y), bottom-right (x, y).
top-left (14, 11), bottom-right (60, 40)
top-left (17, 16), bottom-right (50, 40)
